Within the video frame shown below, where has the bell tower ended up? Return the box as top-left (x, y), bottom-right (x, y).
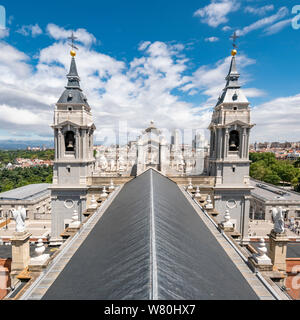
top-left (50, 42), bottom-right (96, 241)
top-left (208, 40), bottom-right (254, 243)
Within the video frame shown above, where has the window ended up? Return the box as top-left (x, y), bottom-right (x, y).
top-left (229, 130), bottom-right (240, 151)
top-left (65, 131), bottom-right (75, 152)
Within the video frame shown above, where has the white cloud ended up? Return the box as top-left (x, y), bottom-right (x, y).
top-left (205, 36), bottom-right (219, 42)
top-left (16, 24), bottom-right (43, 37)
top-left (263, 18), bottom-right (292, 35)
top-left (1, 23), bottom-right (293, 145)
top-left (0, 104), bottom-right (46, 125)
top-left (243, 88), bottom-right (265, 98)
top-left (222, 26), bottom-right (232, 32)
top-left (194, 0), bottom-right (240, 28)
top-left (252, 94), bottom-right (300, 142)
top-left (181, 54), bottom-right (257, 104)
top-left (237, 7), bottom-right (289, 36)
top-left (0, 27), bottom-right (207, 142)
top-left (138, 41), bottom-right (151, 51)
top-left (244, 5), bottom-right (274, 16)
top-left (0, 27), bottom-right (9, 38)
top-left (46, 24), bottom-right (96, 46)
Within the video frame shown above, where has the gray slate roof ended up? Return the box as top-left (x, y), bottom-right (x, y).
top-left (0, 184), bottom-right (50, 201)
top-left (57, 57), bottom-right (90, 108)
top-left (216, 55), bottom-right (249, 106)
top-left (250, 179), bottom-right (300, 202)
top-left (42, 169), bottom-right (258, 300)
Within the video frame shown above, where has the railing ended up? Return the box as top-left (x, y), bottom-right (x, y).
top-left (183, 187), bottom-right (284, 301)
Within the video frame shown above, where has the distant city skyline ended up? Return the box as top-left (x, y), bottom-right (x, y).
top-left (0, 0), bottom-right (299, 143)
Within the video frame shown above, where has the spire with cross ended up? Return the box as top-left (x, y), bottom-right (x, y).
top-left (230, 31), bottom-right (239, 56)
top-left (230, 31), bottom-right (239, 49)
top-left (68, 31), bottom-right (79, 57)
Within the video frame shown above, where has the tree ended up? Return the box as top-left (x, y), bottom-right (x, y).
top-left (264, 174), bottom-right (281, 185)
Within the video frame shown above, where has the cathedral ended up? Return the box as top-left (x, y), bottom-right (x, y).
top-left (49, 45), bottom-right (254, 244)
top-left (12, 42), bottom-right (295, 302)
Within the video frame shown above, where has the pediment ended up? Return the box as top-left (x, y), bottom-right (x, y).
top-left (225, 120), bottom-right (254, 128)
top-left (52, 120), bottom-right (80, 129)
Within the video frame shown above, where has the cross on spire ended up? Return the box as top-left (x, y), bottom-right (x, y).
top-left (68, 31), bottom-right (79, 52)
top-left (230, 31), bottom-right (239, 49)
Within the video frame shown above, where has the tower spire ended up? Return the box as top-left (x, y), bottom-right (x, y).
top-left (56, 33), bottom-right (89, 109)
top-left (215, 31), bottom-right (245, 106)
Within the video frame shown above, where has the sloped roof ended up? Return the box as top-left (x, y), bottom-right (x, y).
top-left (42, 169), bottom-right (258, 300)
top-left (57, 57), bottom-right (90, 109)
top-left (0, 184), bottom-right (50, 201)
top-left (216, 55), bottom-right (249, 106)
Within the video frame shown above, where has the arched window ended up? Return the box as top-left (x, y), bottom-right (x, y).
top-left (229, 130), bottom-right (240, 151)
top-left (65, 131), bottom-right (75, 152)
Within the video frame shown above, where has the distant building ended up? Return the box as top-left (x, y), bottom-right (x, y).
top-left (287, 152), bottom-right (300, 161)
top-left (0, 184), bottom-right (51, 221)
top-left (250, 179), bottom-right (300, 221)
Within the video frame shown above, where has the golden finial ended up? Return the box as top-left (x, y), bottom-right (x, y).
top-left (231, 49), bottom-right (237, 56)
top-left (68, 32), bottom-right (78, 58)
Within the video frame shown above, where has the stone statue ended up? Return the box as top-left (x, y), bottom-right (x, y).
top-left (271, 207), bottom-right (285, 234)
top-left (12, 206), bottom-right (27, 233)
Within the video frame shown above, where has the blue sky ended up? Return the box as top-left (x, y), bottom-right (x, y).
top-left (0, 0), bottom-right (299, 144)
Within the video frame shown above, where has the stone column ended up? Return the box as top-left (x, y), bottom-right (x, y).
top-left (58, 129), bottom-right (64, 158)
top-left (242, 127), bottom-right (246, 159)
top-left (75, 128), bottom-right (79, 159)
top-left (268, 230), bottom-right (289, 273)
top-left (224, 128), bottom-right (229, 158)
top-left (54, 129), bottom-right (58, 160)
top-left (11, 231), bottom-right (32, 285)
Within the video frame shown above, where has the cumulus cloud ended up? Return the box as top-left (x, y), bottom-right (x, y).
top-left (181, 54), bottom-right (258, 104)
top-left (194, 0), bottom-right (240, 28)
top-left (252, 94), bottom-right (300, 142)
top-left (46, 23), bottom-right (96, 46)
top-left (237, 7), bottom-right (289, 36)
top-left (16, 24), bottom-right (43, 37)
top-left (0, 25), bottom-right (207, 142)
top-left (0, 22), bottom-right (293, 144)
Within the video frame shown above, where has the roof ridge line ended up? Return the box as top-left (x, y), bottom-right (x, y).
top-left (149, 169), bottom-right (158, 300)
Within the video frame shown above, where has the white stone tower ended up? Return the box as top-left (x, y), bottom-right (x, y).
top-left (208, 46), bottom-right (254, 242)
top-left (136, 121), bottom-right (169, 175)
top-left (50, 47), bottom-right (96, 241)
top-left (193, 133), bottom-right (206, 175)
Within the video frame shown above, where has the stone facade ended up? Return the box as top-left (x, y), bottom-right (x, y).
top-left (136, 121), bottom-right (169, 175)
top-left (208, 53), bottom-right (254, 241)
top-left (250, 179), bottom-right (300, 221)
top-left (50, 56), bottom-right (96, 240)
top-left (0, 184), bottom-right (51, 221)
